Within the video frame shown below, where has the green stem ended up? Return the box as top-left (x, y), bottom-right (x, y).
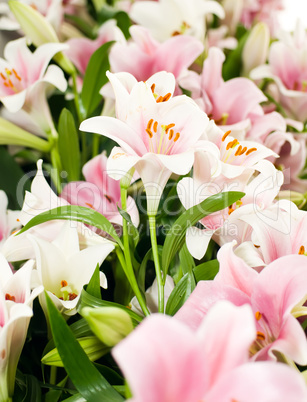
top-left (71, 71), bottom-right (83, 124)
top-left (120, 187), bottom-right (150, 316)
top-left (50, 366), bottom-right (57, 385)
top-left (92, 134), bottom-right (100, 158)
top-left (148, 215), bottom-right (164, 313)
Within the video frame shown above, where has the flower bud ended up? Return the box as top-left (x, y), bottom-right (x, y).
top-left (81, 306), bottom-right (134, 347)
top-left (242, 22), bottom-right (270, 77)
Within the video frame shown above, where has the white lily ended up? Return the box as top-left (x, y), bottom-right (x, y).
top-left (0, 254), bottom-right (43, 401)
top-left (29, 222), bottom-right (114, 318)
top-left (130, 0), bottom-right (225, 42)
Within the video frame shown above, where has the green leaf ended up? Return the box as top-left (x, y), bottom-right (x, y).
top-left (22, 374), bottom-right (42, 402)
top-left (45, 292), bottom-right (124, 401)
top-left (222, 30), bottom-right (249, 80)
top-left (17, 205), bottom-right (123, 250)
top-left (165, 272), bottom-right (196, 316)
top-left (79, 288), bottom-right (143, 326)
top-left (179, 244), bottom-right (195, 276)
top-left (63, 394), bottom-right (86, 402)
top-left (86, 264), bottom-right (102, 299)
top-left (81, 41), bottom-right (114, 117)
top-left (0, 146), bottom-right (30, 209)
top-left (58, 108), bottom-right (81, 181)
top-left (117, 206), bottom-right (139, 248)
top-left (194, 259), bottom-right (219, 282)
top-left (161, 191), bottom-right (244, 279)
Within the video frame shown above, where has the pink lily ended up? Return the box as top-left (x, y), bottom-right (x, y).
top-left (113, 301), bottom-right (307, 401)
top-left (61, 153), bottom-right (139, 227)
top-left (176, 241), bottom-right (307, 365)
top-left (65, 20), bottom-right (125, 76)
top-left (81, 71), bottom-right (216, 216)
top-left (251, 20), bottom-right (307, 122)
top-left (236, 199), bottom-right (307, 267)
top-left (108, 25), bottom-right (203, 86)
top-left (0, 254), bottom-right (43, 400)
top-left (0, 37), bottom-right (67, 114)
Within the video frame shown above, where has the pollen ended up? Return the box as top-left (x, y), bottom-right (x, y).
top-left (104, 194), bottom-right (112, 203)
top-left (85, 202), bottom-right (94, 209)
top-left (61, 280), bottom-right (68, 288)
top-left (156, 93), bottom-right (172, 103)
top-left (299, 245), bottom-right (305, 255)
top-left (150, 83), bottom-right (155, 93)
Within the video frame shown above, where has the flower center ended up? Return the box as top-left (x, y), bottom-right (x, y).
top-left (150, 83), bottom-right (172, 103)
top-left (220, 130), bottom-right (257, 164)
top-left (146, 118), bottom-right (181, 154)
top-left (0, 67), bottom-right (23, 93)
top-left (172, 21), bottom-right (191, 36)
top-left (250, 311), bottom-right (275, 356)
top-left (59, 280), bottom-right (78, 301)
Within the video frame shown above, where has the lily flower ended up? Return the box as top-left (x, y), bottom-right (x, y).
top-left (176, 241), bottom-right (307, 365)
top-left (129, 0), bottom-right (225, 42)
top-left (113, 301), bottom-right (307, 401)
top-left (29, 222), bottom-right (114, 317)
top-left (81, 71), bottom-right (216, 216)
top-left (251, 20), bottom-right (307, 122)
top-left (0, 37), bottom-right (67, 138)
top-left (0, 191), bottom-right (20, 250)
top-left (2, 160), bottom-right (115, 262)
top-left (0, 254), bottom-right (43, 401)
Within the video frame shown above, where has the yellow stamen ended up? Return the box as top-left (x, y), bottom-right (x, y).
top-left (150, 83), bottom-right (155, 93)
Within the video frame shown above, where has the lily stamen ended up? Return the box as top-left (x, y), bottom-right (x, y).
top-left (222, 130), bottom-right (231, 142)
top-left (245, 147), bottom-right (257, 155)
top-left (299, 245), bottom-right (305, 255)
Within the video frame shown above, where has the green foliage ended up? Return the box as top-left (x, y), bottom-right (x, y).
top-left (45, 292), bottom-right (124, 401)
top-left (58, 108), bottom-right (81, 181)
top-left (161, 191), bottom-right (245, 279)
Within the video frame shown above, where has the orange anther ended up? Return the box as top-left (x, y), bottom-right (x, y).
top-left (256, 331), bottom-right (266, 341)
top-left (235, 145), bottom-right (242, 156)
top-left (165, 123), bottom-right (175, 133)
top-left (61, 280), bottom-right (68, 288)
top-left (0, 73), bottom-right (6, 80)
top-left (156, 96), bottom-right (163, 103)
top-left (69, 292), bottom-right (78, 300)
top-left (255, 311), bottom-right (262, 321)
top-left (162, 93), bottom-right (171, 102)
top-left (150, 83), bottom-right (155, 93)
top-left (174, 132), bottom-right (180, 142)
top-left (153, 121), bottom-right (158, 133)
top-left (85, 202), bottom-right (94, 209)
top-left (245, 147), bottom-right (257, 156)
top-left (239, 146), bottom-right (247, 155)
top-left (5, 293), bottom-right (15, 302)
top-left (168, 129), bottom-right (174, 140)
top-left (299, 245), bottom-right (305, 255)
top-left (147, 119), bottom-right (153, 130)
top-left (12, 69), bottom-right (21, 81)
top-left (146, 128), bottom-right (153, 138)
top-left (104, 194), bottom-right (112, 203)
top-left (221, 130), bottom-right (231, 142)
